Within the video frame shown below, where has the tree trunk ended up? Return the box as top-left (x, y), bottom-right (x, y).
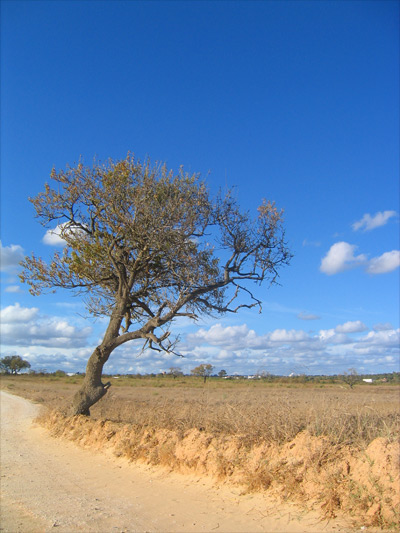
top-left (72, 346), bottom-right (112, 415)
top-left (71, 302), bottom-right (126, 416)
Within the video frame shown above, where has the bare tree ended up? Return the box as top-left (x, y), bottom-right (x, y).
top-left (20, 154), bottom-right (291, 415)
top-left (342, 368), bottom-right (359, 389)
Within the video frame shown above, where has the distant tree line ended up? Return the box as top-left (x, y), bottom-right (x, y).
top-left (2, 360), bottom-right (398, 386)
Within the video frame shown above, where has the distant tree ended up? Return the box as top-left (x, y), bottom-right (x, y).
top-left (168, 366), bottom-right (183, 379)
top-left (20, 154), bottom-right (291, 415)
top-left (0, 355), bottom-right (31, 374)
top-left (191, 364), bottom-right (214, 383)
top-left (218, 369), bottom-right (227, 378)
top-left (342, 368), bottom-right (359, 389)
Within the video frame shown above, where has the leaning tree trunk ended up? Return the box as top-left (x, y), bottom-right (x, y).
top-left (71, 302), bottom-right (126, 416)
top-left (72, 346), bottom-right (111, 415)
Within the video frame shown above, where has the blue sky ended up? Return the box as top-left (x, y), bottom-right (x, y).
top-left (1, 0), bottom-right (399, 376)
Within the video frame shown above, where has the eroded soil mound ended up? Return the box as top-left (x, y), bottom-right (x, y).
top-left (39, 410), bottom-right (399, 530)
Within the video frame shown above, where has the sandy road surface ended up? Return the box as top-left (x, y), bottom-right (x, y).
top-left (0, 391), bottom-right (353, 533)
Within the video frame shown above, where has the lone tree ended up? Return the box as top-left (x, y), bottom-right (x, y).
top-left (20, 154), bottom-right (291, 415)
top-left (0, 355), bottom-right (31, 374)
top-left (342, 368), bottom-right (359, 389)
top-left (191, 364), bottom-right (214, 383)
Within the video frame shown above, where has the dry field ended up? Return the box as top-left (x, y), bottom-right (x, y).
top-left (1, 374), bottom-right (399, 529)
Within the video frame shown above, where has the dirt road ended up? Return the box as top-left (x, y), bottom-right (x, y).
top-left (0, 391), bottom-right (353, 533)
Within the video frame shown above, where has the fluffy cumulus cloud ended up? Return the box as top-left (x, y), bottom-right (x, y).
top-left (0, 303), bottom-right (92, 349)
top-left (318, 212), bottom-right (399, 277)
top-left (318, 329), bottom-right (351, 345)
top-left (1, 302), bottom-right (39, 322)
top-left (42, 223), bottom-right (87, 246)
top-left (335, 321), bottom-right (367, 333)
top-left (320, 242), bottom-right (367, 275)
top-left (320, 243), bottom-right (400, 276)
top-left (366, 250), bottom-right (400, 274)
top-left (187, 321), bottom-right (385, 353)
top-left (352, 210), bottom-right (397, 232)
top-left (0, 241), bottom-right (24, 272)
top-left (357, 329), bottom-right (400, 348)
top-left (188, 323), bottom-right (266, 351)
top-left (269, 329), bottom-right (309, 342)
top-left (42, 224), bottom-right (67, 246)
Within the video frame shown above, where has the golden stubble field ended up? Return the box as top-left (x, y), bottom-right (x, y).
top-left (1, 374), bottom-right (399, 529)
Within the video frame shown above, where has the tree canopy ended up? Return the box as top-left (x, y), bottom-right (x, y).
top-left (191, 364), bottom-right (214, 383)
top-left (20, 154), bottom-right (291, 414)
top-left (0, 355), bottom-right (31, 374)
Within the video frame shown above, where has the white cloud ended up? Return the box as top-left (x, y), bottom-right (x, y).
top-left (0, 303), bottom-right (92, 349)
top-left (1, 321), bottom-right (92, 349)
top-left (318, 329), bottom-right (351, 344)
top-left (214, 349), bottom-right (237, 361)
top-left (1, 303), bottom-right (39, 323)
top-left (187, 322), bottom-right (385, 356)
top-left (320, 242), bottom-right (367, 275)
top-left (0, 346), bottom-right (94, 373)
top-left (358, 328), bottom-right (400, 348)
top-left (366, 250), bottom-right (400, 274)
top-left (42, 224), bottom-right (67, 246)
top-left (42, 222), bottom-right (86, 246)
top-left (335, 320), bottom-right (367, 334)
top-left (0, 241), bottom-right (24, 272)
top-left (269, 329), bottom-right (309, 342)
top-left (4, 285), bottom-right (23, 293)
top-left (320, 243), bottom-right (399, 276)
top-left (352, 210), bottom-right (397, 231)
top-left (188, 323), bottom-right (266, 350)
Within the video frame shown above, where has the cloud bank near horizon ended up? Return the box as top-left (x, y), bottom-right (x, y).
top-left (2, 302), bottom-right (397, 376)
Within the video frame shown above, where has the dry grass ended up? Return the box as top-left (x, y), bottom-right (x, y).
top-left (92, 385), bottom-right (399, 448)
top-left (2, 374), bottom-right (399, 447)
top-left (2, 375), bottom-right (399, 529)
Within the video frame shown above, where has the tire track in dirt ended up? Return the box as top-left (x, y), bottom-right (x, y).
top-left (0, 391), bottom-right (353, 532)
